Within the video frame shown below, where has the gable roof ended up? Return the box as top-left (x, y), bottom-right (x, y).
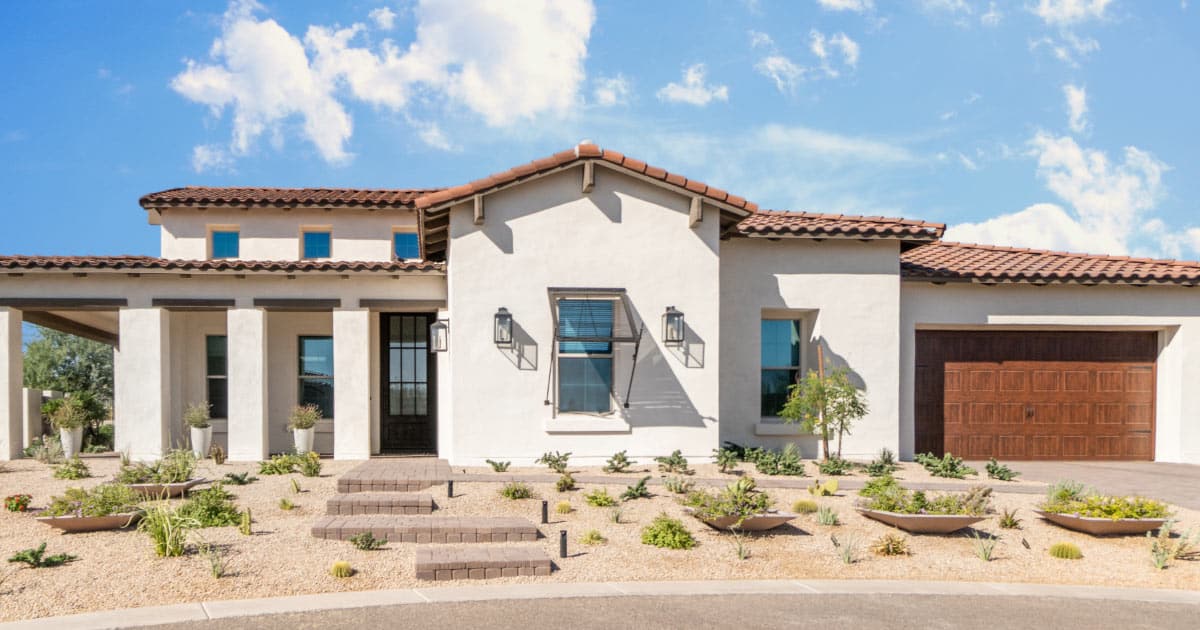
top-left (734, 210), bottom-right (944, 243)
top-left (0, 255), bottom-right (442, 274)
top-left (139, 187), bottom-right (435, 210)
top-left (901, 241), bottom-right (1200, 286)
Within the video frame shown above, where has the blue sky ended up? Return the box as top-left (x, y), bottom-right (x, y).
top-left (1, 0), bottom-right (1197, 259)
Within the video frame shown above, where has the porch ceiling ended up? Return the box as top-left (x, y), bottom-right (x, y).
top-left (22, 309), bottom-right (119, 345)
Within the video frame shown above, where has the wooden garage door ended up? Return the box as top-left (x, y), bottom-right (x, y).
top-left (915, 331), bottom-right (1156, 461)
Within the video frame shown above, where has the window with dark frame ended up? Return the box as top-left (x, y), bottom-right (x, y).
top-left (760, 319), bottom-right (803, 417)
top-left (205, 335), bottom-right (228, 419)
top-left (556, 299), bottom-right (614, 414)
top-left (298, 336), bottom-right (334, 418)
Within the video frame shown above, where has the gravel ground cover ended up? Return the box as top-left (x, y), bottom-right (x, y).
top-left (1, 458), bottom-right (1196, 622)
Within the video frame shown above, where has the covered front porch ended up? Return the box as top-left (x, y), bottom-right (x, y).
top-left (0, 258), bottom-right (447, 461)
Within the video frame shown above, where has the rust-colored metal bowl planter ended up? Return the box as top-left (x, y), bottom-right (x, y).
top-left (856, 508), bottom-right (986, 534)
top-left (36, 512), bottom-right (142, 533)
top-left (126, 478), bottom-right (207, 498)
top-left (1033, 510), bottom-right (1167, 536)
top-left (686, 509), bottom-right (798, 532)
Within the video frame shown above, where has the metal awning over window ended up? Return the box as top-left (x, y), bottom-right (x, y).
top-left (546, 288), bottom-right (645, 412)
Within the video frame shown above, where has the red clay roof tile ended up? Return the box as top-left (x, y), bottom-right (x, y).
top-left (0, 256), bottom-right (443, 274)
top-left (735, 210), bottom-right (945, 241)
top-left (139, 187), bottom-right (434, 209)
top-left (901, 241), bottom-right (1200, 286)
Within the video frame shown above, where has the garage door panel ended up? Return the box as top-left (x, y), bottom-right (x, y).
top-left (916, 331), bottom-right (1156, 461)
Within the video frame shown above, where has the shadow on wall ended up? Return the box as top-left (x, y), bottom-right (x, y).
top-left (474, 170), bottom-right (623, 255)
top-left (665, 321), bottom-right (705, 368)
top-left (617, 303), bottom-right (711, 429)
top-left (497, 320), bottom-right (538, 370)
top-left (812, 335), bottom-right (866, 390)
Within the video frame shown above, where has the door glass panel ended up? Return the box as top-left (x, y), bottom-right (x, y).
top-left (389, 383), bottom-right (403, 416)
top-left (415, 384), bottom-right (427, 415)
top-left (389, 317), bottom-right (402, 342)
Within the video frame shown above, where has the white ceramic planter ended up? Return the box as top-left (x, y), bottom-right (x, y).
top-left (190, 426), bottom-right (212, 458)
top-left (59, 427), bottom-right (83, 459)
top-left (293, 427), bottom-right (315, 454)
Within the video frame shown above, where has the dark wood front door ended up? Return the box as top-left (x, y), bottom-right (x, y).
top-left (380, 313), bottom-right (437, 453)
top-left (915, 331), bottom-right (1156, 461)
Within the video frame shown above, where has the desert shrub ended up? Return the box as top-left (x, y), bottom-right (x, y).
top-left (1045, 480), bottom-right (1089, 504)
top-left (223, 472), bottom-right (257, 485)
top-left (864, 448), bottom-right (898, 477)
top-left (198, 542), bottom-right (226, 578)
top-left (330, 561), bottom-right (353, 578)
top-left (278, 498), bottom-right (295, 511)
top-left (555, 501), bottom-right (573, 515)
top-left (871, 532), bottom-right (910, 556)
top-left (792, 499), bottom-right (819, 514)
top-left (177, 484), bottom-right (241, 527)
top-left (863, 484), bottom-right (992, 516)
top-left (608, 507), bottom-right (624, 523)
top-left (655, 450), bottom-right (692, 475)
top-left (604, 450), bottom-right (631, 473)
top-left (5, 494), bottom-right (33, 512)
top-left (500, 482), bottom-right (533, 500)
top-left (663, 475), bottom-right (694, 494)
top-left (817, 506), bottom-right (840, 526)
top-left (536, 451), bottom-right (571, 474)
top-left (7, 543), bottom-right (77, 568)
top-left (584, 488), bottom-right (617, 507)
top-left (53, 457), bottom-right (90, 480)
top-left (641, 513), bottom-right (696, 549)
top-left (44, 483), bottom-right (141, 518)
top-left (138, 502), bottom-right (199, 557)
top-left (485, 459), bottom-right (511, 472)
top-left (998, 508), bottom-right (1022, 529)
top-left (349, 532), bottom-right (387, 551)
top-left (24, 434), bottom-right (65, 464)
top-left (985, 458), bottom-right (1020, 481)
top-left (556, 473), bottom-right (576, 492)
top-left (1049, 542), bottom-right (1082, 560)
top-left (915, 452), bottom-right (976, 479)
top-left (684, 477), bottom-right (774, 525)
top-left (210, 445), bottom-right (226, 465)
top-left (1044, 494), bottom-right (1171, 520)
top-left (816, 456), bottom-right (853, 476)
top-left (808, 479), bottom-right (838, 497)
top-left (298, 452), bottom-right (322, 477)
top-left (580, 529), bottom-right (607, 545)
top-left (858, 474), bottom-right (899, 499)
top-left (287, 404), bottom-right (321, 430)
top-left (258, 454), bottom-right (303, 475)
top-left (183, 402), bottom-right (211, 429)
top-left (968, 530), bottom-right (998, 561)
top-left (752, 443), bottom-right (806, 476)
top-left (118, 449), bottom-right (196, 484)
top-left (713, 447), bottom-right (739, 473)
top-left (621, 476), bottom-right (652, 501)
top-left (1148, 521), bottom-right (1199, 569)
top-left (291, 478), bottom-right (302, 494)
top-left (834, 535), bottom-right (860, 564)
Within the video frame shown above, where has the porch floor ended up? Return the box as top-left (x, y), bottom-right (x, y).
top-left (338, 458), bottom-right (452, 493)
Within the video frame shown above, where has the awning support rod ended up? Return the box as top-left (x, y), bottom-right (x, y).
top-left (623, 323), bottom-right (645, 409)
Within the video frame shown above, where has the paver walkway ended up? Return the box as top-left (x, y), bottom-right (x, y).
top-left (991, 461), bottom-right (1200, 510)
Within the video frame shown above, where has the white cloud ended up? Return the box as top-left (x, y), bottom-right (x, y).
top-left (980, 2), bottom-right (1003, 26)
top-left (1030, 0), bottom-right (1112, 26)
top-left (815, 0), bottom-right (873, 11)
top-left (191, 144), bottom-right (235, 173)
top-left (1063, 83), bottom-right (1088, 133)
top-left (921, 0), bottom-right (971, 14)
top-left (946, 132), bottom-right (1170, 256)
top-left (810, 30), bottom-right (859, 76)
top-left (593, 74), bottom-right (631, 106)
top-left (369, 7), bottom-right (396, 30)
top-left (172, 0), bottom-right (595, 165)
top-left (748, 30), bottom-right (774, 49)
top-left (957, 152), bottom-right (979, 171)
top-left (413, 119), bottom-right (453, 151)
top-left (755, 55), bottom-right (805, 93)
top-left (656, 64), bottom-right (729, 106)
top-left (756, 124), bottom-right (915, 164)
top-left (1029, 31), bottom-right (1099, 67)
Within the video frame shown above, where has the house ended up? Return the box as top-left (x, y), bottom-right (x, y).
top-left (2, 143), bottom-right (1199, 465)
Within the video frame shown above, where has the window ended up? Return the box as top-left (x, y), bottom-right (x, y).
top-left (206, 335), bottom-right (228, 419)
top-left (557, 299), bottom-right (614, 413)
top-left (302, 230), bottom-right (331, 259)
top-left (298, 336), bottom-right (334, 418)
top-left (210, 230), bottom-right (239, 259)
top-left (761, 320), bottom-right (803, 416)
top-left (393, 231), bottom-right (420, 260)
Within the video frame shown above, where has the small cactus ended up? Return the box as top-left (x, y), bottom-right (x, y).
top-left (330, 560), bottom-right (353, 578)
top-left (238, 508), bottom-right (252, 535)
top-left (210, 445), bottom-right (226, 465)
top-left (792, 499), bottom-right (819, 514)
top-left (1049, 542), bottom-right (1082, 560)
top-left (291, 478), bottom-right (302, 494)
top-left (555, 500), bottom-right (573, 515)
top-left (279, 498), bottom-right (295, 511)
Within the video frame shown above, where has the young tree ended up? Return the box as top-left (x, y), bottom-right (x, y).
top-left (23, 327), bottom-right (114, 404)
top-left (778, 367), bottom-right (868, 460)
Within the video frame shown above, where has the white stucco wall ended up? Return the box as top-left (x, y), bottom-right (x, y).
top-left (157, 207), bottom-right (419, 261)
top-left (900, 281), bottom-right (1200, 464)
top-left (444, 167), bottom-right (722, 466)
top-left (719, 238), bottom-right (902, 460)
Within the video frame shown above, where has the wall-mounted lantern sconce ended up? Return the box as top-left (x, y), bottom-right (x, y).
top-left (494, 307), bottom-right (514, 347)
top-left (429, 319), bottom-right (449, 353)
top-left (663, 306), bottom-right (685, 346)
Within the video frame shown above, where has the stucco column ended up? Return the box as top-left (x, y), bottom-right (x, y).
top-left (333, 307), bottom-right (371, 460)
top-left (227, 308), bottom-right (269, 461)
top-left (0, 308), bottom-right (23, 460)
top-left (114, 307), bottom-right (171, 462)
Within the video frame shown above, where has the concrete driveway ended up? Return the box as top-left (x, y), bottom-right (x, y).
top-left (986, 461), bottom-right (1200, 510)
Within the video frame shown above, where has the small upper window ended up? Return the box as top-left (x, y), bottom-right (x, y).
top-left (302, 231), bottom-right (332, 259)
top-left (393, 232), bottom-right (420, 260)
top-left (211, 230), bottom-right (239, 259)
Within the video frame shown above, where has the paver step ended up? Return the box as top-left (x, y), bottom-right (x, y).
top-left (336, 478), bottom-right (441, 493)
top-left (415, 546), bottom-right (552, 580)
top-left (326, 493), bottom-right (435, 516)
top-left (311, 516), bottom-right (539, 543)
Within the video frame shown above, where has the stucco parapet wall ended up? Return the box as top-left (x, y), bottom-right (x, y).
top-left (0, 256), bottom-right (445, 275)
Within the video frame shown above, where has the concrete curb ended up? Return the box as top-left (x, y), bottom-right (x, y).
top-left (4, 579), bottom-right (1198, 629)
